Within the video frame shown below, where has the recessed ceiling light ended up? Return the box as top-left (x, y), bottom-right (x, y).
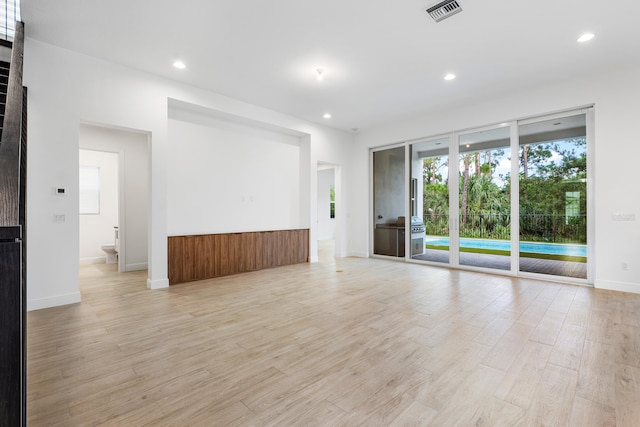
top-left (323, 113), bottom-right (331, 119)
top-left (173, 61), bottom-right (186, 69)
top-left (444, 73), bottom-right (456, 81)
top-left (316, 68), bottom-right (324, 81)
top-left (577, 33), bottom-right (595, 43)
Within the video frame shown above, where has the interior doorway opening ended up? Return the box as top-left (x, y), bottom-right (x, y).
top-left (317, 162), bottom-right (337, 262)
top-left (78, 124), bottom-right (149, 277)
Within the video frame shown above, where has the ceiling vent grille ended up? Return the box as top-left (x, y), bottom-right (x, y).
top-left (426, 0), bottom-right (463, 23)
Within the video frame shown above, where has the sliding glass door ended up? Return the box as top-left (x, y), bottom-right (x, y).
top-left (457, 125), bottom-right (512, 271)
top-left (383, 108), bottom-right (591, 282)
top-left (410, 137), bottom-right (450, 264)
top-left (518, 114), bottom-right (588, 279)
top-left (372, 146), bottom-right (406, 258)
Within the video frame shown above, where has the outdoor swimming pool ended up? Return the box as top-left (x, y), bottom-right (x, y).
top-left (425, 237), bottom-right (587, 257)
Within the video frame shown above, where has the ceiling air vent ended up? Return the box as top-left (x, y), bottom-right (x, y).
top-left (426, 0), bottom-right (463, 23)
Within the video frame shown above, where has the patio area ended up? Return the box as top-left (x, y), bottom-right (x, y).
top-left (412, 250), bottom-right (587, 279)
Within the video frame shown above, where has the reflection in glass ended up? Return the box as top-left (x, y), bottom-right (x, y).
top-left (373, 147), bottom-right (406, 257)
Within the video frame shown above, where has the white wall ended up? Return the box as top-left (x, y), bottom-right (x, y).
top-left (78, 149), bottom-right (118, 264)
top-left (168, 109), bottom-right (303, 235)
top-left (317, 168), bottom-right (335, 240)
top-left (352, 64), bottom-right (640, 294)
top-left (79, 125), bottom-right (149, 271)
top-left (24, 37), bottom-right (353, 310)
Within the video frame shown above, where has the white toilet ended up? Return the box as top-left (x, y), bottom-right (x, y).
top-left (101, 226), bottom-right (119, 264)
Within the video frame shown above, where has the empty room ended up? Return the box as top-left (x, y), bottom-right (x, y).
top-left (0, 0), bottom-right (639, 425)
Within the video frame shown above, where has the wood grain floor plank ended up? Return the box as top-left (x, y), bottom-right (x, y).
top-left (529, 309), bottom-right (567, 346)
top-left (615, 323), bottom-right (640, 368)
top-left (577, 339), bottom-right (617, 407)
top-left (615, 363), bottom-right (640, 427)
top-left (525, 364), bottom-right (578, 427)
top-left (493, 340), bottom-right (553, 409)
top-left (569, 396), bottom-right (616, 427)
top-left (26, 259), bottom-right (640, 426)
top-left (548, 323), bottom-right (587, 371)
top-left (482, 321), bottom-right (535, 372)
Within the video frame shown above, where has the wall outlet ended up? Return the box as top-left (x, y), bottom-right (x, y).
top-left (54, 214), bottom-right (66, 223)
top-left (622, 261), bottom-right (629, 271)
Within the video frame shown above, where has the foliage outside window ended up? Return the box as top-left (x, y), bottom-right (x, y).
top-left (422, 137), bottom-right (587, 244)
top-left (330, 187), bottom-right (335, 219)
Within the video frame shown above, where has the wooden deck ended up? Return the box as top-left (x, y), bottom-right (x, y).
top-left (413, 250), bottom-right (587, 279)
top-left (27, 251), bottom-right (638, 425)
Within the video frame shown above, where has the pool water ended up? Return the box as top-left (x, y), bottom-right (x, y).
top-left (425, 237), bottom-right (586, 257)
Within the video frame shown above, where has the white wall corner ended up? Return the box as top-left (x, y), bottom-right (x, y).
top-left (594, 279), bottom-right (640, 295)
top-left (147, 278), bottom-right (170, 289)
top-left (28, 292), bottom-right (82, 311)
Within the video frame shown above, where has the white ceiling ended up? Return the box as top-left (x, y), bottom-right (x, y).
top-left (21, 0), bottom-right (640, 132)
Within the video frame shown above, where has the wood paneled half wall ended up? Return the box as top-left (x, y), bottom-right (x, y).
top-left (168, 229), bottom-right (309, 285)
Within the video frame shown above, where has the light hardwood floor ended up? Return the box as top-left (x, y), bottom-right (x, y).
top-left (28, 250), bottom-right (640, 426)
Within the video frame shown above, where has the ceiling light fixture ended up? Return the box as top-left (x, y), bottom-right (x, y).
top-left (444, 73), bottom-right (456, 81)
top-left (173, 61), bottom-right (186, 69)
top-left (323, 113), bottom-right (331, 119)
top-left (316, 68), bottom-right (324, 81)
top-left (577, 33), bottom-right (595, 43)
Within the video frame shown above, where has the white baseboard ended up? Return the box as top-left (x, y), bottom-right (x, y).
top-left (147, 278), bottom-right (169, 289)
top-left (125, 262), bottom-right (148, 272)
top-left (595, 279), bottom-right (640, 294)
top-left (28, 292), bottom-right (82, 311)
top-left (80, 256), bottom-right (106, 265)
top-left (347, 251), bottom-right (369, 258)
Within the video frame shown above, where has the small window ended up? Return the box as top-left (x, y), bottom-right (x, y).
top-left (329, 186), bottom-right (335, 219)
top-left (79, 165), bottom-right (100, 214)
top-left (0, 0), bottom-right (21, 39)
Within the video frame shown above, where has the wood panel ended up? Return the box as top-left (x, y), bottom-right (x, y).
top-left (0, 22), bottom-right (23, 227)
top-left (168, 229), bottom-right (309, 284)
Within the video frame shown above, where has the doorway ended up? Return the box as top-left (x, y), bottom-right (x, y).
top-left (78, 124), bottom-right (149, 274)
top-left (317, 162), bottom-right (337, 262)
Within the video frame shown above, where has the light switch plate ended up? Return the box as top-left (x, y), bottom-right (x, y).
top-left (612, 213), bottom-right (636, 221)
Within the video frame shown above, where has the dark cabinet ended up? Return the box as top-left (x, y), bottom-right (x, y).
top-left (374, 226), bottom-right (405, 257)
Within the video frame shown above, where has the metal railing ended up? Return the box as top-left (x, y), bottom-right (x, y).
top-left (424, 213), bottom-right (586, 243)
top-left (0, 0), bottom-right (20, 41)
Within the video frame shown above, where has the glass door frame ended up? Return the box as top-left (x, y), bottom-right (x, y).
top-left (516, 108), bottom-right (594, 284)
top-left (370, 143), bottom-right (407, 260)
top-left (450, 122), bottom-right (518, 274)
top-left (372, 107), bottom-right (593, 285)
top-left (406, 134), bottom-right (453, 266)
